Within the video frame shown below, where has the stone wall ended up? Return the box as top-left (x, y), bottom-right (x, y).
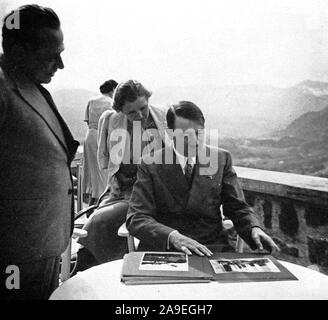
top-left (235, 166), bottom-right (328, 274)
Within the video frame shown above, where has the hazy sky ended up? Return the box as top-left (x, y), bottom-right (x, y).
top-left (1, 0), bottom-right (328, 92)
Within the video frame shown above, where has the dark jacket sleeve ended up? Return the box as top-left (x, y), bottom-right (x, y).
top-left (221, 151), bottom-right (262, 250)
top-left (126, 161), bottom-right (175, 251)
top-left (0, 84), bottom-right (8, 130)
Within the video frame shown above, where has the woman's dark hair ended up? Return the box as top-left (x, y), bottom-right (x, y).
top-left (112, 80), bottom-right (152, 112)
top-left (2, 4), bottom-right (61, 53)
top-left (100, 79), bottom-right (118, 94)
top-left (166, 101), bottom-right (205, 129)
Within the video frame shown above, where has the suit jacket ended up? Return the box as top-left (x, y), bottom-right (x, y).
top-left (126, 145), bottom-right (261, 251)
top-left (97, 105), bottom-right (170, 186)
top-left (0, 63), bottom-right (79, 264)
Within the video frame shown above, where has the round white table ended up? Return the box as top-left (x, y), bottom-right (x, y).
top-left (50, 259), bottom-right (328, 300)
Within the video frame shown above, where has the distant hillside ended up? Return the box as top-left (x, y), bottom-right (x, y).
top-left (51, 80), bottom-right (328, 141)
top-left (230, 103), bottom-right (328, 178)
top-left (52, 89), bottom-right (97, 142)
top-left (282, 105), bottom-right (328, 140)
top-left (51, 83), bottom-right (328, 177)
top-left (291, 80), bottom-right (328, 96)
top-left (151, 81), bottom-right (328, 138)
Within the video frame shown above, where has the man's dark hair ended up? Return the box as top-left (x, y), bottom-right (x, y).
top-left (112, 80), bottom-right (152, 112)
top-left (100, 80), bottom-right (118, 94)
top-left (166, 101), bottom-right (205, 129)
top-left (2, 4), bottom-right (60, 53)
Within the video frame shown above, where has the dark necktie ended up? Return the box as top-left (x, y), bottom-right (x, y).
top-left (184, 160), bottom-right (194, 187)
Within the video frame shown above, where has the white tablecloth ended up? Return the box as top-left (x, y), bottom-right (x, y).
top-left (50, 259), bottom-right (328, 300)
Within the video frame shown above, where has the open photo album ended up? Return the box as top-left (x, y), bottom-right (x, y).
top-left (121, 251), bottom-right (298, 285)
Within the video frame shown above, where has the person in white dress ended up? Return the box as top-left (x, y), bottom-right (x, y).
top-left (82, 80), bottom-right (118, 205)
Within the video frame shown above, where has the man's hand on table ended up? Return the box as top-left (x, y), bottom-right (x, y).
top-left (168, 230), bottom-right (213, 257)
top-left (251, 227), bottom-right (280, 255)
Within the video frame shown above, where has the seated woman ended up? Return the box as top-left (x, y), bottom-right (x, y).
top-left (76, 80), bottom-right (169, 268)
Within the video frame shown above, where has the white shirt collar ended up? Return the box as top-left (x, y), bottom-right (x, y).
top-left (173, 146), bottom-right (196, 174)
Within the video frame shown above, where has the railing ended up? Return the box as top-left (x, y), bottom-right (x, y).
top-left (235, 166), bottom-right (328, 274)
top-left (235, 167), bottom-right (328, 207)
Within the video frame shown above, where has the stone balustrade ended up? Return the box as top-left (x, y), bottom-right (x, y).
top-left (235, 166), bottom-right (328, 274)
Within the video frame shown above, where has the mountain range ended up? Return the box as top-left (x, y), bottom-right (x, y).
top-left (52, 81), bottom-right (328, 177)
top-left (53, 80), bottom-right (328, 142)
top-left (282, 104), bottom-right (328, 140)
top-left (153, 81), bottom-right (328, 138)
top-left (229, 102), bottom-right (328, 178)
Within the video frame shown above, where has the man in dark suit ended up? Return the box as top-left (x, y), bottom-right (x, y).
top-left (0, 5), bottom-right (79, 299)
top-left (126, 101), bottom-right (279, 256)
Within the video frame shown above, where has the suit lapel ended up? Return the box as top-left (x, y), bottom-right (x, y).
top-left (186, 147), bottom-right (218, 210)
top-left (1, 62), bottom-right (78, 162)
top-left (157, 149), bottom-right (190, 208)
top-left (186, 164), bottom-right (212, 210)
top-left (38, 85), bottom-right (79, 162)
top-left (15, 85), bottom-right (69, 154)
